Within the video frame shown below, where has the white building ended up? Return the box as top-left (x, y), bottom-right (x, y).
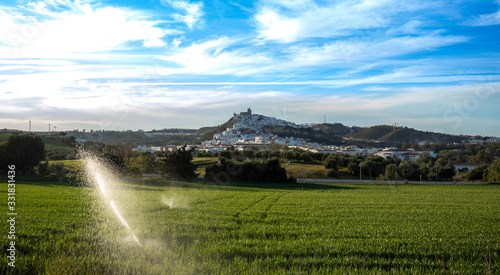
top-left (451, 162), bottom-right (489, 172)
top-left (135, 145), bottom-right (157, 153)
top-left (376, 148), bottom-right (436, 160)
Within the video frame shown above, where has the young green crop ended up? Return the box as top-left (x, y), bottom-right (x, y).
top-left (1, 179), bottom-right (499, 274)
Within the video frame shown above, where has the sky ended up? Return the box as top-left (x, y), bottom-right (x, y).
top-left (0, 0), bottom-right (499, 136)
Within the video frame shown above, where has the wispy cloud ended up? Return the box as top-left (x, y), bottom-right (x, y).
top-left (254, 0), bottom-right (439, 43)
top-left (160, 0), bottom-right (204, 29)
top-left (159, 37), bottom-right (273, 75)
top-left (287, 32), bottom-right (469, 66)
top-left (464, 11), bottom-right (500, 26)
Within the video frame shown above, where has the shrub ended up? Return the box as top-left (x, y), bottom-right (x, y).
top-left (326, 169), bottom-right (338, 178)
top-left (161, 145), bottom-right (197, 181)
top-left (205, 158), bottom-right (294, 183)
top-left (464, 165), bottom-right (489, 182)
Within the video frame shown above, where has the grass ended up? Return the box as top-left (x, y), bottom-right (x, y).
top-left (0, 134), bottom-right (73, 151)
top-left (193, 157), bottom-right (220, 176)
top-left (43, 139), bottom-right (74, 151)
top-left (193, 157), bottom-right (332, 179)
top-left (0, 134), bottom-right (10, 143)
top-left (47, 160), bottom-right (82, 173)
top-left (1, 177), bottom-right (499, 274)
top-left (286, 162), bottom-right (328, 178)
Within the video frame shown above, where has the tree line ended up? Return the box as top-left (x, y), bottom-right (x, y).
top-left (1, 134), bottom-right (500, 183)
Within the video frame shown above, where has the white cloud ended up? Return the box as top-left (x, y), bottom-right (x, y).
top-left (255, 0), bottom-right (424, 43)
top-left (255, 10), bottom-right (300, 43)
top-left (159, 37), bottom-right (273, 75)
top-left (161, 0), bottom-right (204, 29)
top-left (388, 20), bottom-right (424, 35)
top-left (464, 10), bottom-right (500, 26)
top-left (288, 32), bottom-right (469, 66)
top-left (0, 1), bottom-right (170, 58)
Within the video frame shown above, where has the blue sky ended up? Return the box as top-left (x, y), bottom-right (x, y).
top-left (1, 0), bottom-right (499, 136)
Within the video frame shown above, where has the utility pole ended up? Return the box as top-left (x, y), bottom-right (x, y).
top-left (49, 124), bottom-right (50, 133)
top-left (29, 121), bottom-right (31, 132)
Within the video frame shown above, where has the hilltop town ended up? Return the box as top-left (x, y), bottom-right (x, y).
top-left (128, 108), bottom-right (498, 163)
top-left (4, 108), bottom-right (498, 162)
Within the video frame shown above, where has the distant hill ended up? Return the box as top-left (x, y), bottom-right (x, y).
top-left (262, 125), bottom-right (343, 145)
top-left (7, 112), bottom-right (479, 147)
top-left (346, 125), bottom-right (463, 145)
top-left (311, 123), bottom-right (359, 137)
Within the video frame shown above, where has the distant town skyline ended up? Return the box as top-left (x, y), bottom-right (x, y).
top-left (1, 0), bottom-right (499, 136)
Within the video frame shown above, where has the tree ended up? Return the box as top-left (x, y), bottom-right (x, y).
top-left (487, 159), bottom-right (500, 183)
top-left (218, 150), bottom-right (232, 160)
top-left (243, 150), bottom-right (256, 159)
top-left (397, 161), bottom-right (421, 181)
top-left (3, 134), bottom-right (46, 175)
top-left (464, 165), bottom-right (489, 182)
top-left (347, 161), bottom-right (359, 175)
top-left (362, 159), bottom-right (384, 178)
top-left (299, 152), bottom-right (313, 163)
top-left (323, 154), bottom-right (340, 170)
top-left (204, 157), bottom-right (293, 183)
top-left (438, 165), bottom-right (456, 181)
top-left (135, 152), bottom-right (157, 174)
top-left (471, 149), bottom-right (493, 164)
top-left (161, 145), bottom-right (197, 181)
top-left (0, 141), bottom-right (8, 174)
top-left (51, 162), bottom-right (68, 182)
top-left (385, 163), bottom-right (397, 180)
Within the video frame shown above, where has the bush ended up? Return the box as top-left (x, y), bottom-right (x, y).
top-left (46, 150), bottom-right (77, 160)
top-left (51, 162), bottom-right (68, 181)
top-left (326, 169), bottom-right (338, 178)
top-left (1, 133), bottom-right (46, 175)
top-left (487, 159), bottom-right (500, 183)
top-left (464, 165), bottom-right (489, 181)
top-left (218, 150), bottom-right (232, 159)
top-left (347, 162), bottom-right (359, 175)
top-left (323, 155), bottom-right (340, 170)
top-left (397, 161), bottom-right (421, 181)
top-left (161, 145), bottom-right (197, 181)
top-left (205, 158), bottom-right (294, 183)
top-left (37, 161), bottom-right (50, 176)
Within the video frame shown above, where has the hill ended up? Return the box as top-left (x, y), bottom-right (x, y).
top-left (347, 125), bottom-right (463, 145)
top-left (201, 112), bottom-right (343, 146)
top-left (199, 112), bottom-right (466, 147)
top-left (5, 111), bottom-right (481, 147)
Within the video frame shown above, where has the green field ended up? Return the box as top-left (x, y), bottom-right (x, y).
top-left (43, 139), bottom-right (74, 151)
top-left (0, 134), bottom-right (73, 151)
top-left (1, 178), bottom-right (499, 274)
top-left (0, 134), bottom-right (10, 143)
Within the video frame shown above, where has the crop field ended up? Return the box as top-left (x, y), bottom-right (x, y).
top-left (1, 178), bottom-right (499, 274)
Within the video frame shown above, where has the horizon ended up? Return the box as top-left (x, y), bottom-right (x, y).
top-left (1, 1), bottom-right (499, 136)
top-left (6, 109), bottom-right (500, 138)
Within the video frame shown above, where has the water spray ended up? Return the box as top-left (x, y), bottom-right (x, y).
top-left (80, 151), bottom-right (143, 248)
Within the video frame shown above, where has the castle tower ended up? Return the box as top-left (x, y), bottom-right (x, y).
top-left (247, 107), bottom-right (252, 115)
